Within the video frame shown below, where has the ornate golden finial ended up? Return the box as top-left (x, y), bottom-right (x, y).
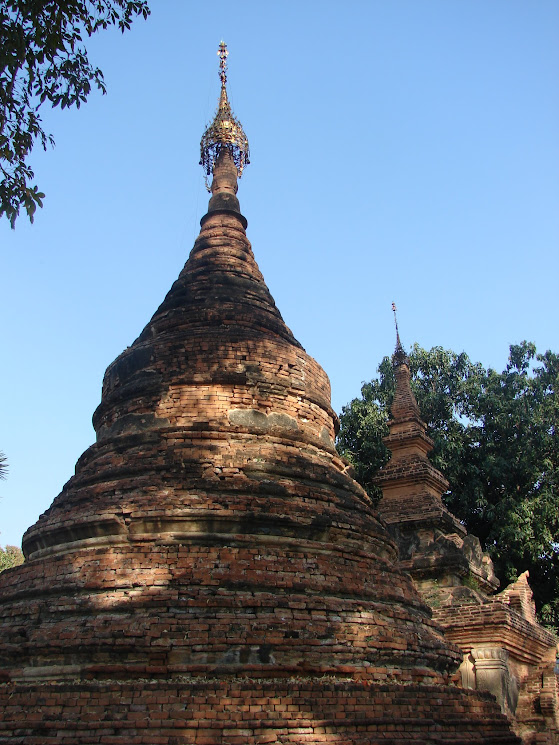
top-left (391, 302), bottom-right (407, 365)
top-left (200, 42), bottom-right (250, 191)
top-left (218, 41), bottom-right (228, 86)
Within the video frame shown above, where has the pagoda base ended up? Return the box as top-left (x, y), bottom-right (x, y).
top-left (0, 678), bottom-right (520, 744)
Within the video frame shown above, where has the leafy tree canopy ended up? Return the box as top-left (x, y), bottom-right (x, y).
top-left (1, 0), bottom-right (150, 227)
top-left (337, 342), bottom-right (559, 627)
top-left (0, 544), bottom-right (23, 572)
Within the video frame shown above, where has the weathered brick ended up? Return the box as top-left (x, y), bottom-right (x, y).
top-left (0, 114), bottom-right (522, 744)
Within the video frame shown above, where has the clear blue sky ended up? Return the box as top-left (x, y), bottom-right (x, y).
top-left (1, 0), bottom-right (558, 548)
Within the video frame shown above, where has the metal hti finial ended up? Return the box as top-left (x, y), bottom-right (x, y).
top-left (392, 302), bottom-right (407, 365)
top-left (218, 41), bottom-right (228, 85)
top-left (200, 42), bottom-right (250, 191)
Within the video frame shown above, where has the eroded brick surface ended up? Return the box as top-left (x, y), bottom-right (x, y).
top-left (0, 679), bottom-right (517, 744)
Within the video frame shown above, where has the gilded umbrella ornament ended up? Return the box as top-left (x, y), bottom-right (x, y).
top-left (200, 42), bottom-right (250, 190)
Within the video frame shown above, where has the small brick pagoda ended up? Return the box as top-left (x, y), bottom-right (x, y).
top-left (375, 333), bottom-right (559, 744)
top-left (0, 46), bottom-right (522, 744)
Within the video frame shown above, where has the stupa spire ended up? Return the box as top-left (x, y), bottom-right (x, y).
top-left (389, 304), bottom-right (420, 420)
top-left (392, 301), bottom-right (406, 366)
top-left (375, 315), bottom-right (454, 530)
top-left (200, 42), bottom-right (250, 191)
top-left (392, 303), bottom-right (406, 359)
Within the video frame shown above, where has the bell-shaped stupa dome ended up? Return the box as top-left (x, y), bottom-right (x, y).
top-left (0, 45), bottom-right (519, 745)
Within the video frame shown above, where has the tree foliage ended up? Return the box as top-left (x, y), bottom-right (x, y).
top-left (337, 342), bottom-right (559, 626)
top-left (0, 544), bottom-right (23, 571)
top-left (0, 451), bottom-right (6, 480)
top-left (0, 0), bottom-right (150, 227)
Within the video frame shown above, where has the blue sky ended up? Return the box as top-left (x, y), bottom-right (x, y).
top-left (1, 0), bottom-right (558, 548)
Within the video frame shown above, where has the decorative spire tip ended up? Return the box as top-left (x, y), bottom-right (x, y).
top-left (391, 302), bottom-right (407, 365)
top-left (200, 42), bottom-right (250, 191)
top-left (218, 41), bottom-right (228, 86)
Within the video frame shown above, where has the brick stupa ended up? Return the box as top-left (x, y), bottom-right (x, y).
top-left (0, 46), bottom-right (520, 744)
top-left (375, 332), bottom-right (559, 743)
